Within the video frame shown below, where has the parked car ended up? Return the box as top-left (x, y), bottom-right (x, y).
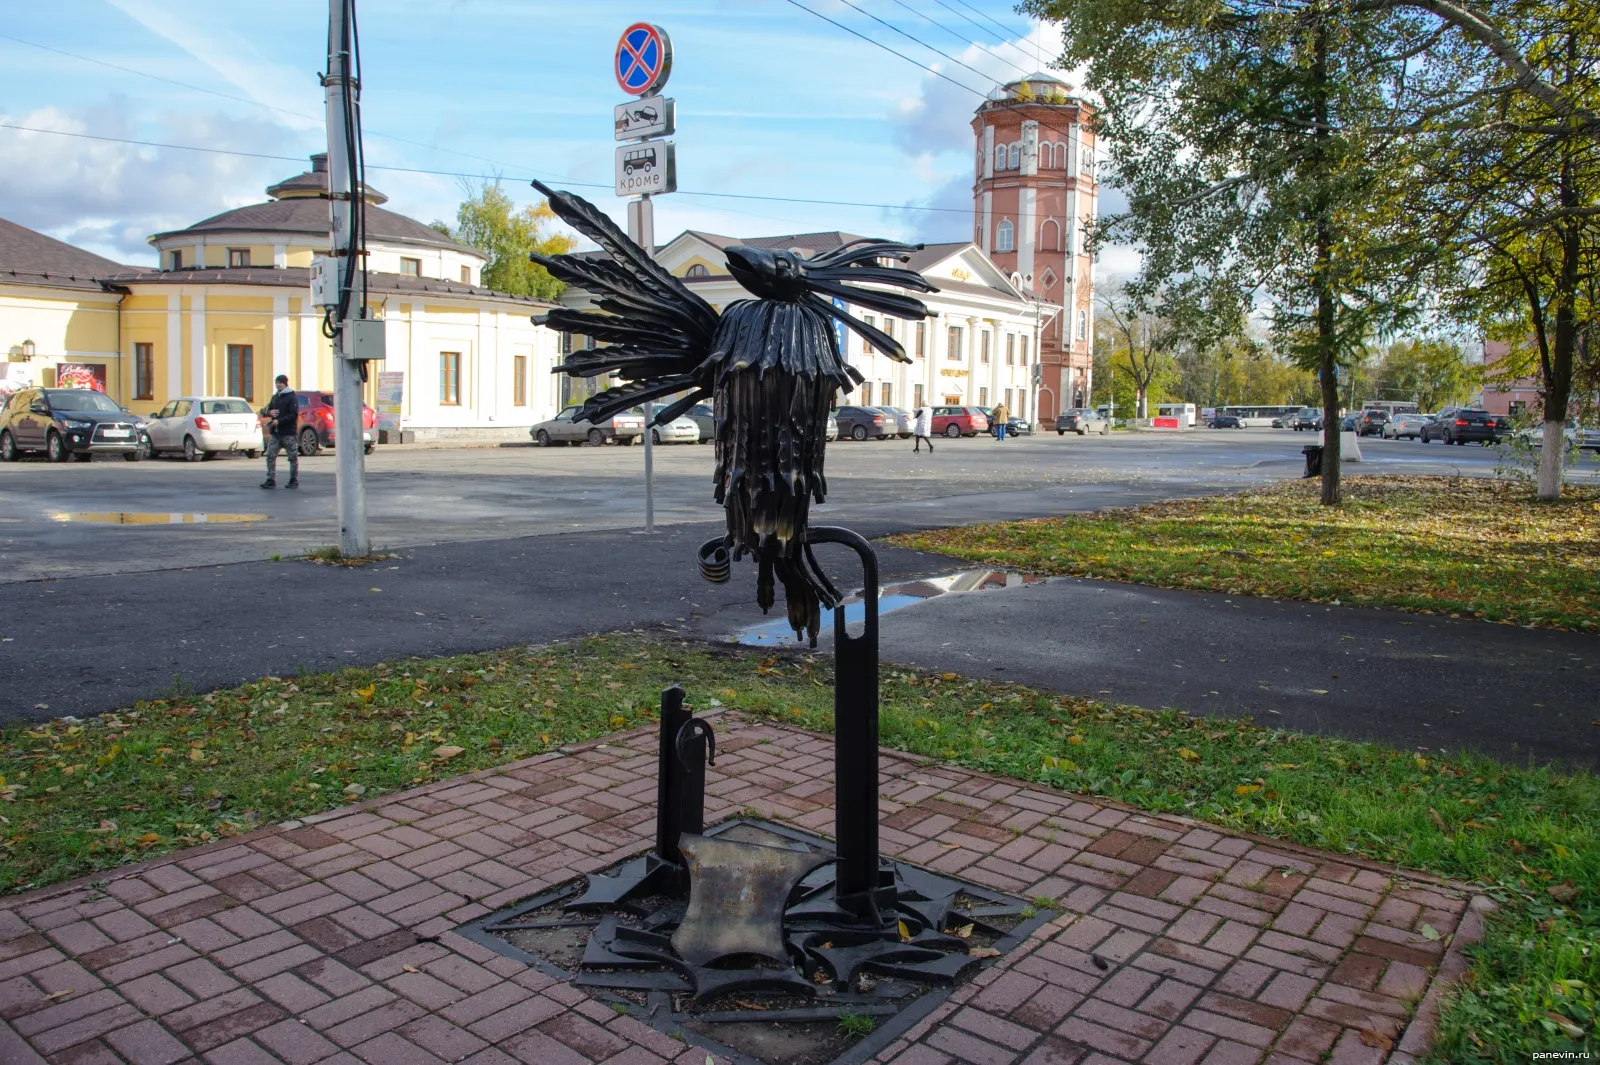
top-left (143, 396), bottom-right (260, 460)
top-left (0, 387), bottom-right (147, 462)
top-left (1291, 407), bottom-right (1323, 431)
top-left (1382, 413), bottom-right (1431, 440)
top-left (687, 403), bottom-right (716, 443)
top-left (1209, 414), bottom-right (1245, 429)
top-left (1518, 423), bottom-right (1600, 452)
top-left (834, 405), bottom-right (890, 441)
top-left (1421, 407), bottom-right (1500, 445)
top-left (1056, 408), bottom-right (1109, 436)
top-left (647, 410), bottom-right (700, 444)
top-left (931, 405), bottom-right (989, 437)
top-left (293, 391), bottom-right (376, 456)
top-left (1356, 409), bottom-right (1389, 436)
top-left (875, 407), bottom-right (914, 438)
top-left (529, 405), bottom-right (646, 446)
top-left (977, 408), bottom-right (1032, 436)
top-left (826, 412), bottom-right (838, 441)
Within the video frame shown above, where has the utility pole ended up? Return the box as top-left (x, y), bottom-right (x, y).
top-left (630, 195), bottom-right (655, 533)
top-left (324, 0), bottom-right (372, 557)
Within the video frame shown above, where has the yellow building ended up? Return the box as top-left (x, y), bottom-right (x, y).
top-left (2, 155), bottom-right (563, 439)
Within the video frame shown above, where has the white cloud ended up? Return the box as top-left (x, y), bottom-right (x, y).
top-left (0, 105), bottom-right (304, 263)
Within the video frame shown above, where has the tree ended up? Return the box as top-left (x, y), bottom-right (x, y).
top-left (1372, 338), bottom-right (1479, 411)
top-left (1094, 281), bottom-right (1229, 417)
top-left (438, 181), bottom-right (573, 301)
top-left (1032, 0), bottom-right (1432, 504)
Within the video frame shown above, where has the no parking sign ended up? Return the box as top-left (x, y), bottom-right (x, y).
top-left (615, 23), bottom-right (673, 96)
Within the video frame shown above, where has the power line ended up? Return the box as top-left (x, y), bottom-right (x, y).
top-left (920, 0), bottom-right (1043, 69)
top-left (776, 0), bottom-right (992, 99)
top-left (0, 121), bottom-right (974, 216)
top-left (828, 0), bottom-right (1008, 92)
top-left (947, 0), bottom-right (1031, 41)
top-left (885, 0), bottom-right (1036, 81)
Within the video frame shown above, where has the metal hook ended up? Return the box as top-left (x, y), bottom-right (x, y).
top-left (676, 717), bottom-right (715, 770)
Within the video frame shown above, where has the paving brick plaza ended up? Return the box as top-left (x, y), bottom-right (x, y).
top-left (0, 715), bottom-right (1485, 1065)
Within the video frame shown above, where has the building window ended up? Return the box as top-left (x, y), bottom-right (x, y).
top-left (169, 250), bottom-right (183, 270)
top-left (979, 387), bottom-right (989, 406)
top-left (915, 322), bottom-right (926, 358)
top-left (1020, 337), bottom-right (1030, 364)
top-left (1006, 335), bottom-right (1016, 365)
top-left (1019, 392), bottom-right (1027, 418)
top-left (862, 315), bottom-right (875, 354)
top-left (1077, 310), bottom-right (1088, 340)
top-left (228, 248), bottom-right (250, 268)
top-left (1009, 143), bottom-right (1021, 169)
top-left (1040, 220), bottom-right (1061, 252)
top-left (995, 220), bottom-right (1014, 253)
top-left (226, 345), bottom-right (254, 401)
top-left (513, 356), bottom-right (528, 407)
top-left (994, 145), bottom-right (1008, 171)
top-left (401, 258), bottom-right (422, 277)
top-left (685, 263), bottom-right (710, 278)
top-left (880, 383), bottom-right (892, 407)
top-left (981, 330), bottom-right (991, 363)
top-left (1004, 388), bottom-right (1013, 410)
top-left (134, 343), bottom-right (154, 400)
top-left (947, 325), bottom-right (964, 361)
top-left (460, 265), bottom-right (472, 284)
top-left (914, 382), bottom-right (924, 409)
top-left (440, 352), bottom-right (461, 405)
top-left (560, 332), bottom-right (574, 356)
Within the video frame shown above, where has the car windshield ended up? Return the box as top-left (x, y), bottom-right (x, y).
top-left (45, 390), bottom-right (121, 413)
top-left (202, 400), bottom-right (252, 415)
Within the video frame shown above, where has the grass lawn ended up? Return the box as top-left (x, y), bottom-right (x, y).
top-left (1, 634), bottom-right (1594, 1060)
top-left (890, 475), bottom-right (1600, 631)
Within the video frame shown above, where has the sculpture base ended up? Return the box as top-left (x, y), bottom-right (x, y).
top-left (459, 818), bottom-right (1052, 1065)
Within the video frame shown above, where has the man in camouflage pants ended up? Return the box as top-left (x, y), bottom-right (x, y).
top-left (261, 374), bottom-right (300, 489)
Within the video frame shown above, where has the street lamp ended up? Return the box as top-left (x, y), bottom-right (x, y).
top-left (16, 340), bottom-right (35, 361)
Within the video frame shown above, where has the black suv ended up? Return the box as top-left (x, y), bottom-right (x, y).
top-left (1421, 407), bottom-right (1500, 445)
top-left (0, 388), bottom-right (147, 462)
top-left (1357, 409), bottom-right (1389, 436)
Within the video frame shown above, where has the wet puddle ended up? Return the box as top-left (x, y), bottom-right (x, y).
top-left (50, 512), bottom-right (268, 525)
top-left (733, 569), bottom-right (1044, 646)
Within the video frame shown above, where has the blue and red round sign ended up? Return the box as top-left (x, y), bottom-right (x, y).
top-left (615, 23), bottom-right (672, 97)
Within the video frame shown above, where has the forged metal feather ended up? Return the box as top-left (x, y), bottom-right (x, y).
top-left (530, 184), bottom-right (935, 642)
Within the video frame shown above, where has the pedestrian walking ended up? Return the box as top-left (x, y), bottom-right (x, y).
top-left (260, 375), bottom-right (300, 489)
top-left (912, 404), bottom-right (934, 453)
top-left (991, 401), bottom-right (1009, 441)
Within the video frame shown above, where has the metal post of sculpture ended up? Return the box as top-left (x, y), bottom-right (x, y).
top-left (523, 180), bottom-right (1014, 998)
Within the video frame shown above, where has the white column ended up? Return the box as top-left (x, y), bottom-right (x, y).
top-left (190, 293), bottom-right (206, 395)
top-left (165, 294), bottom-right (182, 401)
top-left (1067, 122), bottom-right (1080, 179)
top-left (1018, 187), bottom-right (1036, 287)
top-left (982, 190), bottom-right (993, 254)
top-left (273, 244), bottom-right (287, 268)
top-left (1020, 120), bottom-right (1038, 177)
top-left (966, 316), bottom-right (979, 403)
top-left (272, 295), bottom-right (290, 380)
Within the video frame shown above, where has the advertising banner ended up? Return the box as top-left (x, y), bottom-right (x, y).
top-left (375, 371), bottom-right (405, 432)
top-left (56, 363), bottom-right (108, 391)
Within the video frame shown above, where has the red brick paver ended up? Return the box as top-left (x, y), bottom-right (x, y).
top-left (0, 717), bottom-right (1483, 1065)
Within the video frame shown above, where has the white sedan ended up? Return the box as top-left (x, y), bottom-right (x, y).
top-left (142, 396), bottom-right (262, 461)
top-left (643, 411), bottom-right (700, 444)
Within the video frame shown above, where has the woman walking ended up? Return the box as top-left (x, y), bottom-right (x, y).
top-left (912, 403), bottom-right (934, 453)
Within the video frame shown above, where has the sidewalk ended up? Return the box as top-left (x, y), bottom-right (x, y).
top-left (0, 716), bottom-right (1484, 1065)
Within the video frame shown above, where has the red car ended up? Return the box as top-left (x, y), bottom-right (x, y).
top-left (931, 405), bottom-right (989, 438)
top-left (293, 391), bottom-right (376, 456)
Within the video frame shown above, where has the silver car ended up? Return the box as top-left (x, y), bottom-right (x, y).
top-left (645, 410), bottom-right (700, 444)
top-left (529, 405), bottom-right (646, 446)
top-left (1382, 413), bottom-right (1431, 440)
top-left (874, 406), bottom-right (914, 439)
top-left (144, 396), bottom-right (261, 461)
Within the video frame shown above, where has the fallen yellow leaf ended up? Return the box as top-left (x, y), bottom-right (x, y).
top-left (433, 745), bottom-right (465, 761)
top-left (1236, 784), bottom-right (1261, 797)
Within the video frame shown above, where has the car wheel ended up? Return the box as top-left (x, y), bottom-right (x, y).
top-left (587, 428), bottom-right (605, 446)
top-left (0, 431), bottom-right (16, 462)
top-left (535, 429), bottom-right (551, 447)
top-left (652, 429), bottom-right (662, 445)
top-left (183, 436), bottom-right (202, 462)
top-left (1102, 424), bottom-right (1110, 435)
top-left (299, 427), bottom-right (321, 456)
top-left (945, 424), bottom-right (961, 438)
top-left (1077, 427), bottom-right (1087, 436)
top-left (47, 431), bottom-right (69, 463)
top-left (364, 442), bottom-right (375, 455)
top-left (246, 449), bottom-right (260, 459)
top-left (1057, 429), bottom-right (1064, 435)
top-left (850, 425), bottom-right (868, 441)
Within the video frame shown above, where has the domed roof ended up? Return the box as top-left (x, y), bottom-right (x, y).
top-left (987, 71), bottom-right (1078, 103)
top-left (148, 154), bottom-right (481, 259)
top-left (266, 153), bottom-right (387, 205)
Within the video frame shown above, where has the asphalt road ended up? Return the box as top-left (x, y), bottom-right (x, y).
top-left (0, 427), bottom-right (1558, 583)
top-left (1, 429), bottom-right (1593, 768)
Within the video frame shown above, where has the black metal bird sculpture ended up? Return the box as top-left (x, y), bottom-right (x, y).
top-left (529, 181), bottom-right (936, 644)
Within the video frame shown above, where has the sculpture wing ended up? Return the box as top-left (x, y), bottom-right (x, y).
top-left (530, 181), bottom-right (720, 424)
top-left (802, 240), bottom-right (937, 364)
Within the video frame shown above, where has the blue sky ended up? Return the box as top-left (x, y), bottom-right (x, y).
top-left (0, 0), bottom-right (1097, 266)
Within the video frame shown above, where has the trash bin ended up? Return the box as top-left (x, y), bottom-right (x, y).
top-left (1301, 445), bottom-right (1323, 478)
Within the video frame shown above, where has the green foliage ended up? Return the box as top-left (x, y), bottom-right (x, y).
top-left (1371, 339), bottom-right (1481, 412)
top-left (442, 181), bottom-right (574, 301)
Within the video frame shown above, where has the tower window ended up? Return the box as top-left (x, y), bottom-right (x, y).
top-left (1077, 310), bottom-right (1089, 340)
top-left (995, 145), bottom-right (1008, 171)
top-left (995, 220), bottom-right (1015, 253)
top-left (1009, 143), bottom-right (1021, 169)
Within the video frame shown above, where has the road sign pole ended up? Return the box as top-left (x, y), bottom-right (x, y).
top-left (629, 194), bottom-right (656, 533)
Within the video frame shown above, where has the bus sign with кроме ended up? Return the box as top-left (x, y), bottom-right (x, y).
top-left (614, 141), bottom-right (677, 197)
